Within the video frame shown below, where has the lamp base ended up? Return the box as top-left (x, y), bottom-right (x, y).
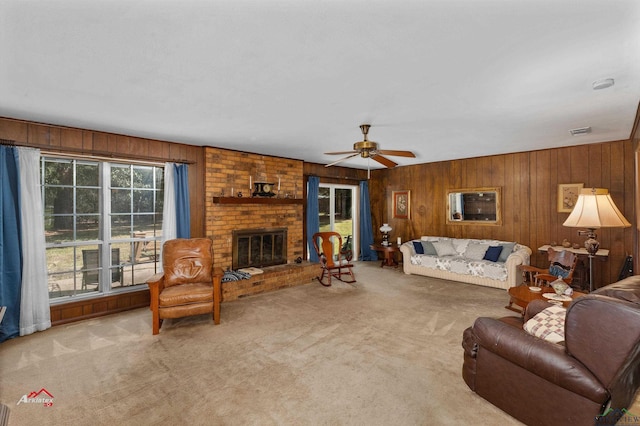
top-left (578, 228), bottom-right (599, 292)
top-left (579, 228), bottom-right (599, 257)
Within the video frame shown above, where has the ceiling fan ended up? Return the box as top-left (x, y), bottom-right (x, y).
top-left (324, 124), bottom-right (416, 168)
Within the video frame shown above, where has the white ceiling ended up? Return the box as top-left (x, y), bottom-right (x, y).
top-left (1, 0), bottom-right (639, 169)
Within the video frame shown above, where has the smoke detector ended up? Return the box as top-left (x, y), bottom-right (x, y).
top-left (592, 78), bottom-right (614, 90)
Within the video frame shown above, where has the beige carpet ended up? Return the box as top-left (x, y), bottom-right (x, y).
top-left (1, 262), bottom-right (635, 425)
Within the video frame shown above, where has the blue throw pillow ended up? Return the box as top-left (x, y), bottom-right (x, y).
top-left (412, 241), bottom-right (424, 254)
top-left (421, 241), bottom-right (438, 255)
top-left (483, 246), bottom-right (503, 262)
top-left (498, 242), bottom-right (516, 262)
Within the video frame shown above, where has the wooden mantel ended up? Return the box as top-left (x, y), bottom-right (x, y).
top-left (212, 197), bottom-right (304, 205)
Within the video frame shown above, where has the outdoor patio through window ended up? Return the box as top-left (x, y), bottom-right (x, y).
top-left (43, 157), bottom-right (164, 300)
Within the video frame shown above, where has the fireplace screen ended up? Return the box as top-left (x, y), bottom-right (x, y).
top-left (232, 228), bottom-right (287, 270)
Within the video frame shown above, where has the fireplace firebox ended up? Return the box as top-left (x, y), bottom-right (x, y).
top-left (232, 227), bottom-right (287, 270)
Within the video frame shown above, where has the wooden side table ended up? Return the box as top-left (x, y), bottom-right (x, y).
top-left (370, 243), bottom-right (401, 268)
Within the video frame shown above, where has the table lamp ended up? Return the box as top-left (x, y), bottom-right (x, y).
top-left (380, 223), bottom-right (392, 246)
top-left (562, 188), bottom-right (631, 292)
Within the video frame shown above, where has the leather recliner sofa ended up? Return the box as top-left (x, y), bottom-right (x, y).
top-left (462, 275), bottom-right (640, 425)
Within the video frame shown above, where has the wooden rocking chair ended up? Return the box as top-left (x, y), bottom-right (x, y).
top-left (520, 247), bottom-right (579, 287)
top-left (312, 232), bottom-right (356, 287)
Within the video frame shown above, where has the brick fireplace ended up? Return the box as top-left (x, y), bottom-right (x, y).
top-left (204, 148), bottom-right (316, 299)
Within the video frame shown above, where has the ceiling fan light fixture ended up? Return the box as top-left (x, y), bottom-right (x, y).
top-left (324, 124), bottom-right (414, 169)
top-left (354, 140), bottom-right (377, 153)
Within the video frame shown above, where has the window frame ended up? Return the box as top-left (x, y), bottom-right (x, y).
top-left (42, 155), bottom-right (164, 304)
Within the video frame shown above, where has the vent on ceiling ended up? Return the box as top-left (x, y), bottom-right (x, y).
top-left (569, 127), bottom-right (592, 136)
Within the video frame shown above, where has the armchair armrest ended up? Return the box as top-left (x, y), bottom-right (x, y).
top-left (146, 273), bottom-right (165, 311)
top-left (523, 299), bottom-right (554, 322)
top-left (508, 245), bottom-right (532, 265)
top-left (212, 267), bottom-right (224, 295)
top-left (519, 265), bottom-right (547, 274)
top-left (505, 245), bottom-right (532, 286)
top-left (472, 316), bottom-right (607, 402)
top-left (212, 267), bottom-right (224, 324)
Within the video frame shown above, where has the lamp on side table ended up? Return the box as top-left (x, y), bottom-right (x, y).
top-left (562, 188), bottom-right (631, 292)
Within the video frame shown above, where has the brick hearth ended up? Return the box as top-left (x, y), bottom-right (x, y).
top-left (222, 261), bottom-right (318, 301)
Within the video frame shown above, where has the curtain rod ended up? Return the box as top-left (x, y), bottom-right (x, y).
top-left (0, 139), bottom-right (16, 146)
top-left (305, 173), bottom-right (365, 182)
top-left (41, 150), bottom-right (168, 167)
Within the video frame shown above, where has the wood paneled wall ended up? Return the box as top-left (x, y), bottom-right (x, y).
top-left (368, 139), bottom-right (635, 287)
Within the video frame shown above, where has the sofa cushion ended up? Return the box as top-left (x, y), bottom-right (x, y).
top-left (498, 242), bottom-right (516, 262)
top-left (524, 304), bottom-right (566, 344)
top-left (464, 242), bottom-right (489, 260)
top-left (483, 246), bottom-right (503, 262)
top-left (412, 241), bottom-right (424, 254)
top-left (452, 239), bottom-right (470, 255)
top-left (432, 240), bottom-right (457, 257)
top-left (421, 241), bottom-right (437, 255)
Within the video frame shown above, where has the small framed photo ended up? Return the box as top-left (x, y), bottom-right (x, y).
top-left (392, 190), bottom-right (410, 219)
top-left (557, 183), bottom-right (583, 213)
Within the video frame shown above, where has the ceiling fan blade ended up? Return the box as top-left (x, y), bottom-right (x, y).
top-left (324, 150), bottom-right (359, 155)
top-left (372, 154), bottom-right (397, 168)
top-left (325, 153), bottom-right (360, 167)
top-left (377, 150), bottom-right (416, 158)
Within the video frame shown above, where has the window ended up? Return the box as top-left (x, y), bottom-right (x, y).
top-left (43, 157), bottom-right (164, 301)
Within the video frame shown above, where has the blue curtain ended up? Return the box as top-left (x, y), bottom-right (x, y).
top-left (174, 164), bottom-right (190, 239)
top-left (359, 180), bottom-right (378, 261)
top-left (306, 176), bottom-right (320, 262)
top-left (0, 146), bottom-right (22, 342)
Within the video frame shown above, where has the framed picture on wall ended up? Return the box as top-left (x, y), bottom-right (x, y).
top-left (557, 183), bottom-right (583, 213)
top-left (392, 190), bottom-right (410, 219)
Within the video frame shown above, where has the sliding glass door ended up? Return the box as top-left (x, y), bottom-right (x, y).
top-left (318, 184), bottom-right (358, 258)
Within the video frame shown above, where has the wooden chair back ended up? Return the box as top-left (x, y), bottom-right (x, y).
top-left (546, 247), bottom-right (579, 283)
top-left (312, 232), bottom-right (342, 268)
top-left (311, 232), bottom-right (355, 286)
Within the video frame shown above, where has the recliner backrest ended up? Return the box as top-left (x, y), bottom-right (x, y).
top-left (565, 284), bottom-right (640, 409)
top-left (162, 238), bottom-right (213, 287)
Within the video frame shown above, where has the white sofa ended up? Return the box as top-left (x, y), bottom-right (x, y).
top-left (399, 236), bottom-right (532, 290)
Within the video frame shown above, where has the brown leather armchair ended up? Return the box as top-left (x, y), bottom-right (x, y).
top-left (147, 238), bottom-right (224, 335)
top-left (462, 275), bottom-right (640, 425)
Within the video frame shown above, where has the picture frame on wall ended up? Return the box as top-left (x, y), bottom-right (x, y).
top-left (392, 190), bottom-right (410, 219)
top-left (557, 183), bottom-right (583, 213)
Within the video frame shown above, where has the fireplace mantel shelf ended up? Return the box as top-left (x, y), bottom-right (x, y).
top-left (212, 197), bottom-right (304, 205)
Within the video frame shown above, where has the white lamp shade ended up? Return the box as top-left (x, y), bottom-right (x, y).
top-left (379, 223), bottom-right (392, 233)
top-left (563, 188), bottom-right (631, 229)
